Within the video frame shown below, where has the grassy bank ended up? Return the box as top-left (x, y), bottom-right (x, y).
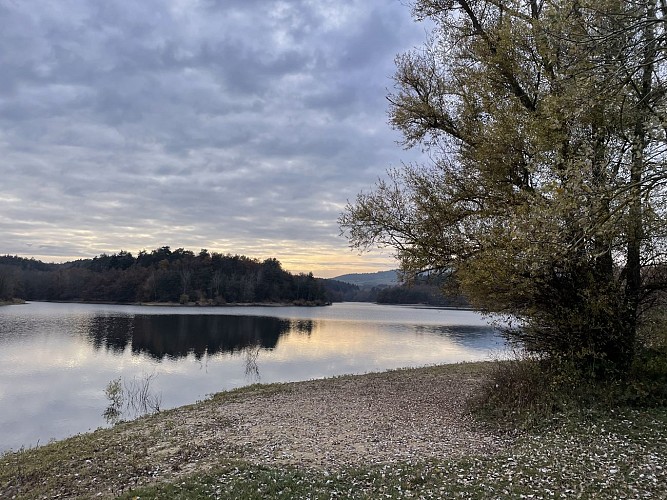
top-left (0, 298), bottom-right (25, 306)
top-left (1, 362), bottom-right (666, 499)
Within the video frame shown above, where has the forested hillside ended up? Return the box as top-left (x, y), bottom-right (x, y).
top-left (0, 247), bottom-right (329, 305)
top-left (332, 270), bottom-right (399, 287)
top-left (376, 282), bottom-right (468, 307)
top-left (330, 270), bottom-right (467, 306)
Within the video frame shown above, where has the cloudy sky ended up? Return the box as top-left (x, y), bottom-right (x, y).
top-left (0, 0), bottom-right (428, 278)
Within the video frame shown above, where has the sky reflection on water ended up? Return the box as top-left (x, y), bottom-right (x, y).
top-left (0, 302), bottom-right (505, 452)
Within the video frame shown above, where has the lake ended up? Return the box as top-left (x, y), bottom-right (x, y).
top-left (0, 301), bottom-right (505, 453)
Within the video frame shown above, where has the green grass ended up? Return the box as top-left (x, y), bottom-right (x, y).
top-left (0, 420), bottom-right (164, 498)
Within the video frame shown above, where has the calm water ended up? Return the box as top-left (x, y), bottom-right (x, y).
top-left (0, 301), bottom-right (505, 452)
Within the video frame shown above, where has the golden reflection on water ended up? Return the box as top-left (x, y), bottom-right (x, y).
top-left (0, 302), bottom-right (503, 452)
top-left (270, 318), bottom-right (491, 366)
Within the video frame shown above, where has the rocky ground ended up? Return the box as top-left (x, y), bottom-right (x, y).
top-left (1, 363), bottom-right (505, 498)
top-left (6, 362), bottom-right (665, 499)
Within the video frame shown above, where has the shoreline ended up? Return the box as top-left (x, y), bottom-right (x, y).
top-left (0, 298), bottom-right (25, 306)
top-left (0, 362), bottom-right (501, 498)
top-left (11, 299), bottom-right (332, 308)
top-left (2, 361), bottom-right (665, 499)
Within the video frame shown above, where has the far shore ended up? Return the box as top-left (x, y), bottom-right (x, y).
top-left (136, 300), bottom-right (331, 307)
top-left (0, 298), bottom-right (25, 306)
top-left (8, 299), bottom-right (332, 307)
top-left (2, 299), bottom-right (478, 309)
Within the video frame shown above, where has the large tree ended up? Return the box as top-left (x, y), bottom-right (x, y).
top-left (340, 0), bottom-right (667, 374)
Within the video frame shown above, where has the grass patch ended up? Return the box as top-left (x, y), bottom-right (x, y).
top-left (0, 298), bottom-right (25, 306)
top-left (0, 421), bottom-right (159, 498)
top-left (206, 381), bottom-right (290, 403)
top-left (472, 354), bottom-right (667, 431)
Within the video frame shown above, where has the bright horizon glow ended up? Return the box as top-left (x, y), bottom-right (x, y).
top-left (7, 245), bottom-right (398, 279)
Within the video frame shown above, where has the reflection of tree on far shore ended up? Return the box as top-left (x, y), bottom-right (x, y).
top-left (87, 315), bottom-right (134, 354)
top-left (85, 314), bottom-right (314, 360)
top-left (291, 319), bottom-right (313, 336)
top-left (413, 324), bottom-right (501, 349)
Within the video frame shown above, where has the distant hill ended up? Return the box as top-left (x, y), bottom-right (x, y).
top-left (329, 270), bottom-right (468, 306)
top-left (332, 270), bottom-right (399, 287)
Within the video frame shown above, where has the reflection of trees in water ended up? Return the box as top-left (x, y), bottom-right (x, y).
top-left (291, 319), bottom-right (313, 336)
top-left (88, 315), bottom-right (134, 353)
top-left (414, 324), bottom-right (501, 349)
top-left (85, 314), bottom-right (314, 360)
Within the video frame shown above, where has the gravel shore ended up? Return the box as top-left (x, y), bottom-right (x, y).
top-left (176, 363), bottom-right (505, 470)
top-left (1, 363), bottom-right (506, 498)
top-left (5, 362), bottom-right (667, 499)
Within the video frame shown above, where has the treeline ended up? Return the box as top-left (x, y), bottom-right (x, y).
top-left (325, 274), bottom-right (467, 306)
top-left (376, 282), bottom-right (468, 307)
top-left (0, 247), bottom-right (330, 305)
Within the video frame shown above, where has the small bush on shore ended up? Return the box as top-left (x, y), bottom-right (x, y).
top-left (474, 312), bottom-right (667, 430)
top-left (103, 374), bottom-right (162, 425)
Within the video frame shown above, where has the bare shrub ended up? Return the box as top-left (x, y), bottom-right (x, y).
top-left (103, 373), bottom-right (162, 424)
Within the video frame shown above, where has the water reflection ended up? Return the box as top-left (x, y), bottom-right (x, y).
top-left (0, 302), bottom-right (505, 453)
top-left (88, 315), bottom-right (133, 354)
top-left (416, 324), bottom-right (501, 349)
top-left (86, 314), bottom-right (314, 360)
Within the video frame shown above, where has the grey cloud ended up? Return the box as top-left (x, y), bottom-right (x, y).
top-left (0, 0), bottom-right (427, 274)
